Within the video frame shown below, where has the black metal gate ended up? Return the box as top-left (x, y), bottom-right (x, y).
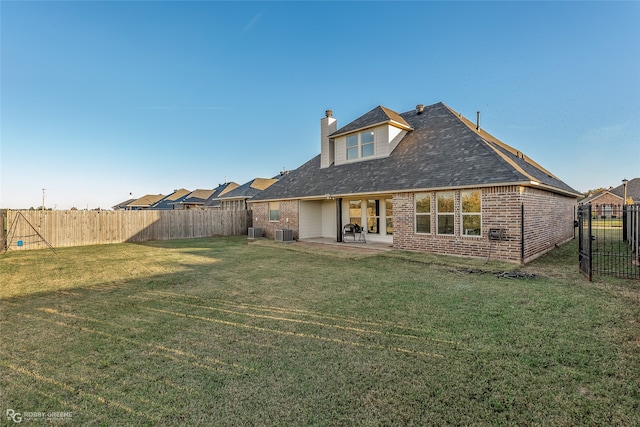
top-left (578, 203), bottom-right (640, 281)
top-left (577, 204), bottom-right (592, 280)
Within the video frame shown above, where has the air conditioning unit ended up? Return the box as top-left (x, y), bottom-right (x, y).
top-left (248, 227), bottom-right (263, 239)
top-left (275, 229), bottom-right (294, 242)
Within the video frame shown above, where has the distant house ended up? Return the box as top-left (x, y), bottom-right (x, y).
top-left (112, 197), bottom-right (135, 210)
top-left (121, 194), bottom-right (166, 210)
top-left (217, 178), bottom-right (279, 210)
top-left (580, 189), bottom-right (623, 218)
top-left (580, 178), bottom-right (640, 218)
top-left (202, 182), bottom-right (241, 209)
top-left (172, 189), bottom-right (216, 210)
top-left (249, 102), bottom-right (581, 263)
top-left (610, 178), bottom-right (640, 204)
top-left (151, 189), bottom-right (191, 210)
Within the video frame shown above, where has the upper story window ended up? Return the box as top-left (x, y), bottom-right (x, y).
top-left (346, 131), bottom-right (375, 160)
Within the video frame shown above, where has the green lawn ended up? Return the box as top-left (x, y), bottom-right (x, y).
top-left (1, 237), bottom-right (638, 426)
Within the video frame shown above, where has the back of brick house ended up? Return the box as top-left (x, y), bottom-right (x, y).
top-left (249, 102), bottom-right (581, 263)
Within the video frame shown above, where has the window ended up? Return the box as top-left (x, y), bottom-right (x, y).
top-left (346, 131), bottom-right (375, 160)
top-left (366, 200), bottom-right (379, 234)
top-left (269, 202), bottom-right (280, 221)
top-left (385, 199), bottom-right (393, 235)
top-left (415, 193), bottom-right (431, 234)
top-left (437, 192), bottom-right (454, 235)
top-left (361, 131), bottom-right (374, 157)
top-left (346, 135), bottom-right (359, 160)
top-left (349, 200), bottom-right (362, 226)
top-left (461, 190), bottom-right (481, 236)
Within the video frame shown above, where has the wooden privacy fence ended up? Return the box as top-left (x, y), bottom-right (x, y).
top-left (2, 209), bottom-right (250, 251)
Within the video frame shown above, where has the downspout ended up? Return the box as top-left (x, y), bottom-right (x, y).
top-left (521, 203), bottom-right (525, 264)
top-left (336, 198), bottom-right (343, 242)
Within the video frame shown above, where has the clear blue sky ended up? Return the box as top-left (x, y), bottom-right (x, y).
top-left (1, 1), bottom-right (639, 210)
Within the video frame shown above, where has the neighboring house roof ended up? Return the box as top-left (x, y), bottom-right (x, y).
top-left (127, 194), bottom-right (166, 208)
top-left (582, 178), bottom-right (640, 204)
top-left (112, 198), bottom-right (135, 210)
top-left (218, 178), bottom-right (279, 201)
top-left (202, 182), bottom-right (240, 208)
top-left (330, 105), bottom-right (413, 138)
top-left (151, 188), bottom-right (191, 209)
top-left (580, 189), bottom-right (622, 205)
top-left (610, 178), bottom-right (640, 203)
top-left (175, 189), bottom-right (216, 207)
top-left (251, 102), bottom-right (580, 202)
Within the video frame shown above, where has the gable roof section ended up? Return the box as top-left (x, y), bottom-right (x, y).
top-left (152, 188), bottom-right (191, 209)
top-left (251, 102), bottom-right (580, 202)
top-left (127, 194), bottom-right (166, 208)
top-left (178, 189), bottom-right (215, 206)
top-left (329, 105), bottom-right (413, 138)
top-left (112, 198), bottom-right (135, 210)
top-left (218, 178), bottom-right (279, 201)
top-left (202, 182), bottom-right (240, 207)
top-left (580, 189), bottom-right (622, 205)
top-left (610, 177), bottom-right (640, 203)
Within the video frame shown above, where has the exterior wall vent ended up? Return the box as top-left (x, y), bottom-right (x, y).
top-left (275, 229), bottom-right (294, 242)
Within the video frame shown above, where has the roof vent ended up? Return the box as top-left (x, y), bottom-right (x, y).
top-left (416, 104), bottom-right (424, 115)
top-left (476, 111), bottom-right (481, 130)
top-left (325, 109), bottom-right (333, 118)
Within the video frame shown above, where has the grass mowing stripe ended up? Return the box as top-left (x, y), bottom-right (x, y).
top-left (17, 312), bottom-right (251, 374)
top-left (145, 289), bottom-right (461, 343)
top-left (150, 296), bottom-right (462, 347)
top-left (2, 362), bottom-right (158, 422)
top-left (37, 307), bottom-right (144, 333)
top-left (143, 306), bottom-right (445, 359)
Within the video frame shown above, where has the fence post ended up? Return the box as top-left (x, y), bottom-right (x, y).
top-left (1, 209), bottom-right (6, 252)
top-left (622, 204), bottom-right (627, 242)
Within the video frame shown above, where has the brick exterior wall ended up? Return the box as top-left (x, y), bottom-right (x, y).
top-left (393, 186), bottom-right (577, 263)
top-left (250, 201), bottom-right (300, 240)
top-left (521, 187), bottom-right (576, 262)
top-left (584, 192), bottom-right (624, 218)
top-left (251, 186), bottom-right (577, 263)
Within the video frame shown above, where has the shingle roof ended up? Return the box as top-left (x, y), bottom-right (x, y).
top-left (610, 178), bottom-right (640, 203)
top-left (112, 198), bottom-right (135, 210)
top-left (251, 102), bottom-right (580, 202)
top-left (202, 182), bottom-right (240, 207)
top-left (580, 190), bottom-right (622, 205)
top-left (217, 178), bottom-right (279, 200)
top-left (329, 105), bottom-right (413, 138)
top-left (127, 194), bottom-right (166, 208)
top-left (178, 189), bottom-right (216, 206)
top-left (152, 189), bottom-right (191, 209)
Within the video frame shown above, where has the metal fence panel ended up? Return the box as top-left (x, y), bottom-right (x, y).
top-left (578, 203), bottom-right (640, 280)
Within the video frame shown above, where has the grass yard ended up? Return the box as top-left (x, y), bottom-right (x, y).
top-left (1, 237), bottom-right (638, 426)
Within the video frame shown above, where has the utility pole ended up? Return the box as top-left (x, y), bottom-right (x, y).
top-left (42, 188), bottom-right (46, 211)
